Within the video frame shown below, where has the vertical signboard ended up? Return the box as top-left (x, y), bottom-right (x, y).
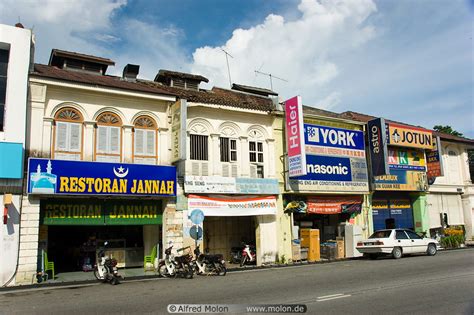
top-left (426, 136), bottom-right (444, 184)
top-left (367, 118), bottom-right (389, 176)
top-left (285, 96), bottom-right (306, 177)
top-left (171, 99), bottom-right (187, 162)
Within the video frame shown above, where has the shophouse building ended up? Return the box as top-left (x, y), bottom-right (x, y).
top-left (146, 76), bottom-right (282, 265)
top-left (17, 49), bottom-right (179, 284)
top-left (0, 23), bottom-right (33, 286)
top-left (425, 132), bottom-right (474, 239)
top-left (283, 104), bottom-right (371, 260)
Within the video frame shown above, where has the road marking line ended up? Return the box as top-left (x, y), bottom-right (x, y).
top-left (317, 294), bottom-right (351, 302)
top-left (317, 293), bottom-right (344, 299)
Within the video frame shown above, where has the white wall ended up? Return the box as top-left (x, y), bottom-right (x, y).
top-left (0, 195), bottom-right (21, 286)
top-left (0, 24), bottom-right (31, 143)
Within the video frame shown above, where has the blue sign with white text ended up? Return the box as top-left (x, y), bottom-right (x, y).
top-left (295, 155), bottom-right (352, 182)
top-left (304, 124), bottom-right (365, 150)
top-left (27, 158), bottom-right (176, 196)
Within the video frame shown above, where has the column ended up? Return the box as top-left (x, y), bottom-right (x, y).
top-left (158, 127), bottom-right (169, 165)
top-left (41, 118), bottom-right (53, 158)
top-left (122, 124), bottom-right (133, 163)
top-left (266, 138), bottom-right (276, 178)
top-left (210, 133), bottom-right (219, 176)
top-left (240, 136), bottom-right (249, 177)
top-left (83, 121), bottom-right (95, 161)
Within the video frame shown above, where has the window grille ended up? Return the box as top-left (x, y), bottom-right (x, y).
top-left (190, 134), bottom-right (208, 161)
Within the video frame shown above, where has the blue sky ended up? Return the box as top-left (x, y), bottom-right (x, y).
top-left (1, 0), bottom-right (473, 137)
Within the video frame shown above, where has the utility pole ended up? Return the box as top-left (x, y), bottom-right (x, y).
top-left (221, 48), bottom-right (233, 88)
top-left (254, 70), bottom-right (288, 91)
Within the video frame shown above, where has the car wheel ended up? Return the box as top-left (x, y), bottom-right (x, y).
top-left (427, 243), bottom-right (437, 256)
top-left (369, 254), bottom-right (378, 260)
top-left (392, 247), bottom-right (402, 259)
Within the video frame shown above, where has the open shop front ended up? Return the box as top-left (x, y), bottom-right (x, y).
top-left (186, 194), bottom-right (277, 266)
top-left (286, 195), bottom-right (364, 261)
top-left (38, 198), bottom-right (163, 276)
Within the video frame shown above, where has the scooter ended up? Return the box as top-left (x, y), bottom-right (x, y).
top-left (94, 242), bottom-right (121, 285)
top-left (240, 243), bottom-right (256, 267)
top-left (158, 245), bottom-right (194, 279)
top-left (193, 245), bottom-right (226, 276)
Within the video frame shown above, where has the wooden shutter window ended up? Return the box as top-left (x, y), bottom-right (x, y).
top-left (56, 122), bottom-right (68, 151)
top-left (110, 127), bottom-right (120, 154)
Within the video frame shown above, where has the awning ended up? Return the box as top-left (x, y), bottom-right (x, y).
top-left (187, 194), bottom-right (277, 216)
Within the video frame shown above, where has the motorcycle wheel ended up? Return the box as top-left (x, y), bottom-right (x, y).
top-left (110, 277), bottom-right (120, 285)
top-left (217, 264), bottom-right (227, 276)
top-left (184, 264), bottom-right (194, 279)
top-left (93, 267), bottom-right (101, 280)
top-left (158, 263), bottom-right (176, 278)
top-left (240, 256), bottom-right (247, 267)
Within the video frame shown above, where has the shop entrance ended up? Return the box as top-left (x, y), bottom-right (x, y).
top-left (294, 213), bottom-right (351, 242)
top-left (46, 225), bottom-right (145, 273)
top-left (203, 216), bottom-right (256, 262)
top-left (372, 198), bottom-right (414, 231)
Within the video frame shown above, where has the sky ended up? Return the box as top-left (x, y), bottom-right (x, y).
top-left (1, 0), bottom-right (473, 137)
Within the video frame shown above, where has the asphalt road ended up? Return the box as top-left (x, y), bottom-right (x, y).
top-left (1, 249), bottom-right (473, 315)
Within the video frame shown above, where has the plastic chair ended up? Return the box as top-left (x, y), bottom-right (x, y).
top-left (44, 251), bottom-right (55, 280)
top-left (144, 245), bottom-right (157, 271)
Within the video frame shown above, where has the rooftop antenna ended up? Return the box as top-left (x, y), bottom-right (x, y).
top-left (254, 70), bottom-right (288, 91)
top-left (221, 48), bottom-right (233, 88)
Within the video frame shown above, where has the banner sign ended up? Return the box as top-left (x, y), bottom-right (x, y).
top-left (28, 158), bottom-right (176, 196)
top-left (426, 136), bottom-right (444, 183)
top-left (288, 123), bottom-right (369, 193)
top-left (184, 176), bottom-right (279, 194)
top-left (171, 99), bottom-right (187, 162)
top-left (367, 118), bottom-right (389, 176)
top-left (306, 196), bottom-right (362, 214)
top-left (373, 169), bottom-right (427, 191)
top-left (41, 199), bottom-right (162, 225)
top-left (285, 96), bottom-right (307, 177)
top-left (388, 148), bottom-right (426, 171)
top-left (386, 123), bottom-right (435, 150)
top-left (187, 194), bottom-right (277, 216)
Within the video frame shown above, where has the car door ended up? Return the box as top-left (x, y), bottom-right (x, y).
top-left (394, 230), bottom-right (412, 253)
top-left (405, 230), bottom-right (426, 253)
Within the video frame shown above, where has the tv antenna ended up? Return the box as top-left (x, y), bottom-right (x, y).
top-left (221, 48), bottom-right (233, 88)
top-left (254, 70), bottom-right (287, 91)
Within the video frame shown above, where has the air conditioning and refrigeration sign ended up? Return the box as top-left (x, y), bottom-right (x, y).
top-left (288, 123), bottom-right (369, 193)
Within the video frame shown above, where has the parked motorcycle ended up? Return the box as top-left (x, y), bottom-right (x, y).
top-left (94, 242), bottom-right (121, 285)
top-left (240, 243), bottom-right (256, 267)
top-left (192, 245), bottom-right (226, 276)
top-left (158, 245), bottom-right (194, 279)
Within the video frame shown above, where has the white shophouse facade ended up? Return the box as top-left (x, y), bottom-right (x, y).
top-left (427, 136), bottom-right (474, 239)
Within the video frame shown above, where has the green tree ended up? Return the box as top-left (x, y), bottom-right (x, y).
top-left (433, 125), bottom-right (463, 137)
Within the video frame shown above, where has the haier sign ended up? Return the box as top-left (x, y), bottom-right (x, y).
top-left (288, 123), bottom-right (369, 193)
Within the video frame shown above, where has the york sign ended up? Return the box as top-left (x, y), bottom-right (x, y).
top-left (387, 123), bottom-right (435, 150)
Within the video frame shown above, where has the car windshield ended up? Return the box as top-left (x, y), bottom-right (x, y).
top-left (369, 230), bottom-right (392, 239)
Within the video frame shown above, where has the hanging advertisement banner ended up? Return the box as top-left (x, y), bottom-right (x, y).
top-left (426, 136), bottom-right (444, 184)
top-left (285, 96), bottom-right (307, 177)
top-left (40, 200), bottom-right (162, 225)
top-left (373, 169), bottom-right (427, 191)
top-left (306, 196), bottom-right (362, 214)
top-left (187, 194), bottom-right (277, 216)
top-left (288, 123), bottom-right (369, 193)
top-left (184, 176), bottom-right (279, 194)
top-left (367, 118), bottom-right (389, 176)
top-left (171, 99), bottom-right (187, 162)
top-left (387, 148), bottom-right (426, 171)
top-left (386, 123), bottom-right (435, 150)
top-left (28, 158), bottom-right (176, 196)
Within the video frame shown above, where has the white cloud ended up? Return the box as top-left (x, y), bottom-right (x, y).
top-left (191, 0), bottom-right (377, 109)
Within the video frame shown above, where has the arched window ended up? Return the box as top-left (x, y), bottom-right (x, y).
top-left (54, 107), bottom-right (83, 160)
top-left (133, 115), bottom-right (157, 165)
top-left (95, 112), bottom-right (122, 162)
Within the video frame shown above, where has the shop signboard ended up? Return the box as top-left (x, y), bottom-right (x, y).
top-left (373, 169), bottom-right (427, 191)
top-left (367, 118), bottom-right (389, 176)
top-left (386, 123), bottom-right (435, 150)
top-left (387, 148), bottom-right (426, 171)
top-left (284, 196), bottom-right (362, 214)
top-left (285, 96), bottom-right (307, 177)
top-left (288, 123), bottom-right (369, 193)
top-left (184, 176), bottom-right (279, 194)
top-left (170, 99), bottom-right (187, 162)
top-left (41, 200), bottom-right (162, 225)
top-left (28, 158), bottom-right (176, 196)
top-left (187, 195), bottom-right (277, 216)
top-left (426, 136), bottom-right (444, 184)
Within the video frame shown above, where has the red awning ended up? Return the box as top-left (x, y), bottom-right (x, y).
top-left (306, 196), bottom-right (362, 214)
